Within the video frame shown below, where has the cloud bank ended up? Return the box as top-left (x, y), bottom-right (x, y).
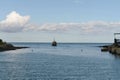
top-left (0, 11), bottom-right (120, 34)
top-left (37, 21), bottom-right (120, 34)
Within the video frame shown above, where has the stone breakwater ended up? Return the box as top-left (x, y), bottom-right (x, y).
top-left (101, 43), bottom-right (120, 55)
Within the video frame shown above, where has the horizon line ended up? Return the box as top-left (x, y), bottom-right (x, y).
top-left (9, 41), bottom-right (113, 44)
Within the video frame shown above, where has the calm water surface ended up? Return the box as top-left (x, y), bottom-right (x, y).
top-left (0, 43), bottom-right (120, 80)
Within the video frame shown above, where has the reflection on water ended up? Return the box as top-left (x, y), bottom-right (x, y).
top-left (0, 43), bottom-right (120, 80)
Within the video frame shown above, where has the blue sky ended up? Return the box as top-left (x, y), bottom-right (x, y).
top-left (0, 0), bottom-right (120, 42)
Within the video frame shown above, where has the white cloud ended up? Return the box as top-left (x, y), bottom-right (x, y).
top-left (0, 11), bottom-right (30, 32)
top-left (0, 11), bottom-right (120, 34)
top-left (37, 21), bottom-right (120, 34)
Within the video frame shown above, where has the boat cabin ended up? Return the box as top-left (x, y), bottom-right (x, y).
top-left (52, 40), bottom-right (57, 46)
top-left (114, 33), bottom-right (120, 46)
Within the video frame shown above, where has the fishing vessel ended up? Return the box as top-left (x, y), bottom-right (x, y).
top-left (52, 40), bottom-right (57, 46)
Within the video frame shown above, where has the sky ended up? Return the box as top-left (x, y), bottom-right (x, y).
top-left (0, 0), bottom-right (120, 43)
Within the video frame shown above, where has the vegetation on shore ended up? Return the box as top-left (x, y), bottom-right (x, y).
top-left (0, 39), bottom-right (28, 51)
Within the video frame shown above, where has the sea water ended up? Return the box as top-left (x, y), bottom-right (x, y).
top-left (0, 43), bottom-right (120, 80)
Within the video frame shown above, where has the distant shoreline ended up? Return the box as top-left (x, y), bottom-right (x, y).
top-left (10, 42), bottom-right (113, 44)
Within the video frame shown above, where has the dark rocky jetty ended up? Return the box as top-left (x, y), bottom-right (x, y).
top-left (101, 33), bottom-right (120, 54)
top-left (0, 39), bottom-right (28, 51)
